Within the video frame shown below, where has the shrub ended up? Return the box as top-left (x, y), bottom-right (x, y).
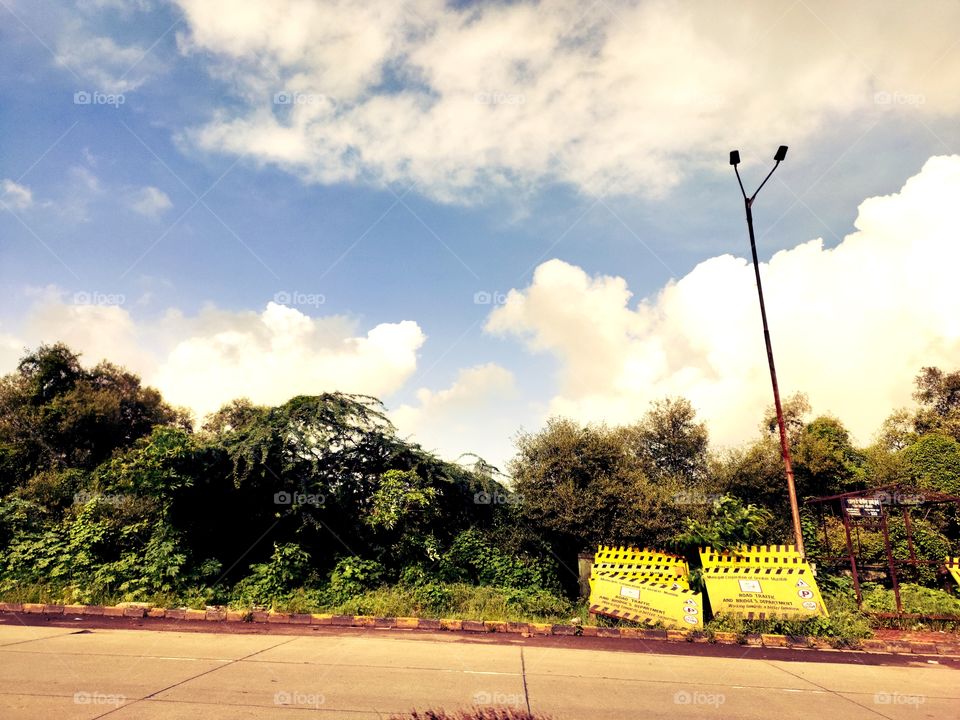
top-left (326, 556), bottom-right (386, 603)
top-left (439, 529), bottom-right (559, 591)
top-left (232, 542), bottom-right (313, 606)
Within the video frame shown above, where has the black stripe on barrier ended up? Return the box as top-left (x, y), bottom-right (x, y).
top-left (595, 546), bottom-right (686, 563)
top-left (701, 566), bottom-right (807, 575)
top-left (592, 572), bottom-right (689, 586)
top-left (592, 562), bottom-right (687, 574)
top-left (591, 575), bottom-right (699, 594)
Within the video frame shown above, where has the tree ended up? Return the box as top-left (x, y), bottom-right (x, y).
top-left (762, 392), bottom-right (810, 443)
top-left (902, 433), bottom-right (960, 496)
top-left (0, 344), bottom-right (185, 491)
top-left (620, 397), bottom-right (709, 484)
top-left (510, 416), bottom-right (696, 577)
top-left (913, 366), bottom-right (960, 440)
top-left (707, 437), bottom-right (791, 542)
top-left (792, 416), bottom-right (865, 498)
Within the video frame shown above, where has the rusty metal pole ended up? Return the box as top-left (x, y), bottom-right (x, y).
top-left (902, 507), bottom-right (917, 565)
top-left (730, 148), bottom-right (804, 556)
top-left (841, 510), bottom-right (863, 606)
top-left (743, 199), bottom-right (805, 556)
top-left (881, 512), bottom-right (903, 614)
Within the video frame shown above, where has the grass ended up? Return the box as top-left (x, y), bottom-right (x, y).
top-left (5, 580), bottom-right (959, 645)
top-left (703, 590), bottom-right (874, 647)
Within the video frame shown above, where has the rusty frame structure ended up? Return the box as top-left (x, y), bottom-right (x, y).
top-left (805, 484), bottom-right (960, 619)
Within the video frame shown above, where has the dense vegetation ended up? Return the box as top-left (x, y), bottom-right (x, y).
top-left (0, 343), bottom-right (958, 637)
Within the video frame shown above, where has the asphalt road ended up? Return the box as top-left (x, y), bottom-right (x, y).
top-left (0, 620), bottom-right (956, 719)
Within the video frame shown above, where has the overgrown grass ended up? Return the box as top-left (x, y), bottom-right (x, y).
top-left (5, 580), bottom-right (959, 644)
top-left (704, 590), bottom-right (874, 647)
top-left (861, 583), bottom-right (960, 631)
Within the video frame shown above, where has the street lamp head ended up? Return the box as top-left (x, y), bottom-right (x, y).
top-left (729, 150), bottom-right (741, 166)
top-left (774, 145), bottom-right (788, 162)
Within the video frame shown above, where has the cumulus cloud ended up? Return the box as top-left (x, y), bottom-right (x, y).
top-left (130, 186), bottom-right (173, 217)
top-left (173, 0), bottom-right (960, 202)
top-left (487, 155), bottom-right (960, 447)
top-left (1, 296), bottom-right (425, 423)
top-left (0, 179), bottom-right (33, 210)
top-left (392, 363), bottom-right (522, 467)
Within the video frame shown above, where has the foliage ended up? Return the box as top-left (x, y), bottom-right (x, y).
top-left (1, 343), bottom-right (960, 636)
top-left (902, 433), bottom-right (960, 495)
top-left (510, 413), bottom-right (709, 583)
top-left (673, 495), bottom-right (773, 551)
top-left (438, 528), bottom-right (560, 591)
top-left (862, 583), bottom-right (960, 621)
top-left (793, 416), bottom-right (866, 498)
top-left (913, 366), bottom-right (960, 440)
top-left (325, 556), bottom-right (386, 604)
top-left (620, 397), bottom-right (709, 484)
top-left (0, 343), bottom-right (185, 491)
top-left (705, 589), bottom-right (873, 647)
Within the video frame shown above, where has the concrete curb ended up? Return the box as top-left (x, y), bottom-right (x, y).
top-left (3, 602), bottom-right (958, 656)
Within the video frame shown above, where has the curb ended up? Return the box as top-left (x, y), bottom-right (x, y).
top-left (3, 602), bottom-right (958, 656)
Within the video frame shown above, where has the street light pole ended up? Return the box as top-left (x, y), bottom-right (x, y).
top-left (730, 146), bottom-right (805, 556)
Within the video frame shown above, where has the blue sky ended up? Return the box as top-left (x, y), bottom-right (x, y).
top-left (3, 1), bottom-right (960, 468)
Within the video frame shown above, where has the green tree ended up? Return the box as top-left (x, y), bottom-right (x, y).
top-left (902, 433), bottom-right (960, 496)
top-left (912, 366), bottom-right (960, 440)
top-left (792, 416), bottom-right (865, 499)
top-left (620, 397), bottom-right (709, 484)
top-left (510, 416), bottom-right (695, 576)
top-left (0, 344), bottom-right (185, 490)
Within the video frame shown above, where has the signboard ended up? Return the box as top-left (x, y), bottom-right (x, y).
top-left (589, 575), bottom-right (703, 629)
top-left (843, 498), bottom-right (884, 518)
top-left (699, 545), bottom-right (828, 619)
top-left (947, 557), bottom-right (960, 588)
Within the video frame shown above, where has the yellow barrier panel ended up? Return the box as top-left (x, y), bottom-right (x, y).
top-left (700, 564), bottom-right (829, 619)
top-left (589, 574), bottom-right (703, 629)
top-left (946, 557), bottom-right (960, 588)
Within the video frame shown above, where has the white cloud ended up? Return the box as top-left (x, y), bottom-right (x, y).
top-left (57, 32), bottom-right (157, 93)
top-left (392, 363), bottom-right (522, 467)
top-left (173, 0), bottom-right (960, 202)
top-left (130, 186), bottom-right (173, 217)
top-left (487, 155), bottom-right (960, 447)
top-left (1, 296), bottom-right (425, 423)
top-left (0, 179), bottom-right (33, 210)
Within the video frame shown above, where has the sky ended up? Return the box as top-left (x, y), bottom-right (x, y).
top-left (2, 0), bottom-right (960, 471)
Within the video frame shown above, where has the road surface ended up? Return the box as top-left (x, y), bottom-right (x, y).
top-left (0, 619), bottom-right (956, 719)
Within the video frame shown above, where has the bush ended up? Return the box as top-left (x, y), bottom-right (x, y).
top-left (231, 542), bottom-right (314, 606)
top-left (325, 556), bottom-right (386, 603)
top-left (439, 529), bottom-right (559, 591)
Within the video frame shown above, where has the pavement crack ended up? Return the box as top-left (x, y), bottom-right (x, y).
top-left (520, 646), bottom-right (531, 714)
top-left (761, 660), bottom-right (895, 720)
top-left (88, 635), bottom-right (301, 719)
